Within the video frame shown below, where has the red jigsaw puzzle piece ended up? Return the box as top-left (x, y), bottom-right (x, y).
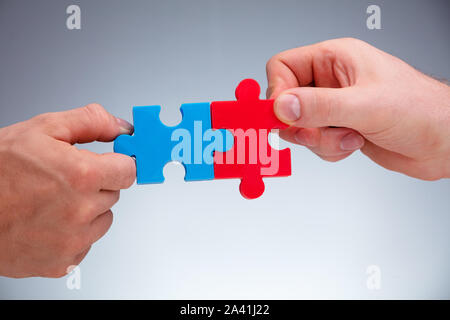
top-left (211, 79), bottom-right (291, 199)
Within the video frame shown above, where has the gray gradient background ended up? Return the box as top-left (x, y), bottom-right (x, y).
top-left (0, 0), bottom-right (449, 299)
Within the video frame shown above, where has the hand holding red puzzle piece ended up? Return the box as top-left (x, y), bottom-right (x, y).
top-left (114, 79), bottom-right (292, 199)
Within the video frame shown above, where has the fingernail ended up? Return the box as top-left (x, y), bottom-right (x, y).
top-left (294, 129), bottom-right (316, 147)
top-left (117, 118), bottom-right (134, 135)
top-left (275, 94), bottom-right (301, 123)
top-left (340, 132), bottom-right (364, 151)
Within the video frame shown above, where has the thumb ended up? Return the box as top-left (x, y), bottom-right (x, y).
top-left (37, 103), bottom-right (133, 144)
top-left (274, 86), bottom-right (371, 130)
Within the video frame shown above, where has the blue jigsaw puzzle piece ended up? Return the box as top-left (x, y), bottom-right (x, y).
top-left (114, 103), bottom-right (233, 184)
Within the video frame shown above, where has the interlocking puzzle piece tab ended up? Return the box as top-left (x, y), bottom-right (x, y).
top-left (211, 79), bottom-right (292, 199)
top-left (114, 103), bottom-right (232, 184)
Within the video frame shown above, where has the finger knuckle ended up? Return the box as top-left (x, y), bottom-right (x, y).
top-left (316, 39), bottom-right (337, 53)
top-left (318, 38), bottom-right (367, 58)
top-left (31, 112), bottom-right (58, 131)
top-left (266, 54), bottom-right (280, 72)
top-left (417, 161), bottom-right (442, 181)
top-left (341, 37), bottom-right (362, 44)
top-left (83, 103), bottom-right (110, 123)
top-left (68, 160), bottom-right (99, 191)
top-left (111, 191), bottom-right (121, 205)
top-left (78, 201), bottom-right (98, 224)
top-left (62, 200), bottom-right (90, 225)
top-left (333, 37), bottom-right (365, 47)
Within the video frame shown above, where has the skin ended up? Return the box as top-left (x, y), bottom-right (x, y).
top-left (0, 104), bottom-right (136, 278)
top-left (1, 38), bottom-right (449, 279)
top-left (267, 38), bottom-right (450, 180)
